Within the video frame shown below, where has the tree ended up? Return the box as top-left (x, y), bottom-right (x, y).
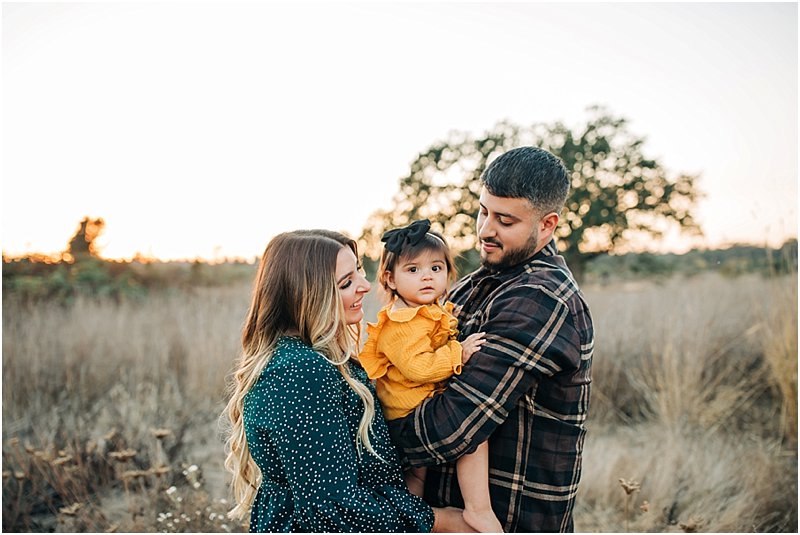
top-left (64, 216), bottom-right (105, 262)
top-left (360, 107), bottom-right (702, 280)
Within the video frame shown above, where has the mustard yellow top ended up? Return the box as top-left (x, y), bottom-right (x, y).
top-left (359, 301), bottom-right (463, 421)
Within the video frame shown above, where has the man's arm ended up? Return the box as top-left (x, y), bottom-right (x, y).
top-left (390, 284), bottom-right (580, 466)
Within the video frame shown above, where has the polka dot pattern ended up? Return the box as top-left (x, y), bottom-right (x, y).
top-left (243, 336), bottom-right (435, 533)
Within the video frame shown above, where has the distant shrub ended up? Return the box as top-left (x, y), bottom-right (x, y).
top-left (585, 239), bottom-right (797, 283)
top-left (3, 257), bottom-right (254, 304)
top-left (3, 258), bottom-right (148, 304)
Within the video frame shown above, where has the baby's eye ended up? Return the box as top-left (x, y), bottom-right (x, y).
top-left (432, 266), bottom-right (442, 272)
top-left (408, 267), bottom-right (417, 273)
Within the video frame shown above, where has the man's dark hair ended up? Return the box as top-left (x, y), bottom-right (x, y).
top-left (481, 146), bottom-right (570, 216)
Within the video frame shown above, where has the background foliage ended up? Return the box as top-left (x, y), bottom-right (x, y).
top-left (2, 218), bottom-right (255, 304)
top-left (360, 107), bottom-right (702, 280)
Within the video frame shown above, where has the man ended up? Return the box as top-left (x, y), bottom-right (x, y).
top-left (388, 146), bottom-right (594, 533)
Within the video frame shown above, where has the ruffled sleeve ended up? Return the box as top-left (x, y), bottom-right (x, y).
top-left (373, 302), bottom-right (463, 384)
top-left (359, 306), bottom-right (392, 380)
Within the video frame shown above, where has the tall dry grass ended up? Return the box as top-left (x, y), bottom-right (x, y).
top-left (577, 272), bottom-right (797, 532)
top-left (759, 274), bottom-right (798, 444)
top-left (2, 272), bottom-right (797, 532)
top-left (2, 285), bottom-right (250, 531)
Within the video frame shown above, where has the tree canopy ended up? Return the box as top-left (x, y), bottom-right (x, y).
top-left (360, 107), bottom-right (702, 279)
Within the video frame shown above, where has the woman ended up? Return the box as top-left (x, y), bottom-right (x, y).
top-left (223, 229), bottom-right (471, 532)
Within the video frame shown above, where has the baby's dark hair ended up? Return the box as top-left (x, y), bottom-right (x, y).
top-left (377, 230), bottom-right (456, 301)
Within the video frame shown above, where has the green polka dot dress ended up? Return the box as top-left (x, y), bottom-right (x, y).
top-left (243, 336), bottom-right (435, 533)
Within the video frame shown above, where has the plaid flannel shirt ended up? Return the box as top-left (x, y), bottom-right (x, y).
top-left (387, 239), bottom-right (594, 533)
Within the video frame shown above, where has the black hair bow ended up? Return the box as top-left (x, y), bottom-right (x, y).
top-left (381, 219), bottom-right (431, 254)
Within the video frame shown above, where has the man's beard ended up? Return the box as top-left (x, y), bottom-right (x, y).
top-left (480, 230), bottom-right (539, 271)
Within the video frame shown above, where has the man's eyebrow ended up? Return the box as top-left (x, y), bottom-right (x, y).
top-left (480, 202), bottom-right (520, 220)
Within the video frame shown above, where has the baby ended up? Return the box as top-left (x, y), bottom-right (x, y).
top-left (359, 219), bottom-right (503, 533)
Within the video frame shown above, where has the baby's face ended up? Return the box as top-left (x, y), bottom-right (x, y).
top-left (386, 250), bottom-right (448, 307)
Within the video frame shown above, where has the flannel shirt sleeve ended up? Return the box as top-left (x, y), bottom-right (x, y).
top-left (390, 283), bottom-right (582, 466)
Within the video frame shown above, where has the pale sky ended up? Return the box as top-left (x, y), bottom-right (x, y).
top-left (2, 2), bottom-right (797, 261)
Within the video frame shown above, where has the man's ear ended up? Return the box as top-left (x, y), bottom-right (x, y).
top-left (539, 212), bottom-right (560, 241)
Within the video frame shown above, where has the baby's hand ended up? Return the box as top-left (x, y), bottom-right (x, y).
top-left (460, 332), bottom-right (486, 364)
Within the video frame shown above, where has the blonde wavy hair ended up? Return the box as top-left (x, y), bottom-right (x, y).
top-left (222, 230), bottom-right (381, 521)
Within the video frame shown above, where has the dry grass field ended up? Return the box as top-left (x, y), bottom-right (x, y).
top-left (2, 272), bottom-right (797, 532)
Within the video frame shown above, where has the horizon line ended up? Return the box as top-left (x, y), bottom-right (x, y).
top-left (3, 236), bottom-right (797, 265)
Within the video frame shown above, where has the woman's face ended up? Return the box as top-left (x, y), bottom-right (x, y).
top-left (335, 246), bottom-right (371, 325)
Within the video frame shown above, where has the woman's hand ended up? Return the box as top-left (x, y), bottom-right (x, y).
top-left (432, 506), bottom-right (477, 533)
top-left (460, 332), bottom-right (486, 364)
